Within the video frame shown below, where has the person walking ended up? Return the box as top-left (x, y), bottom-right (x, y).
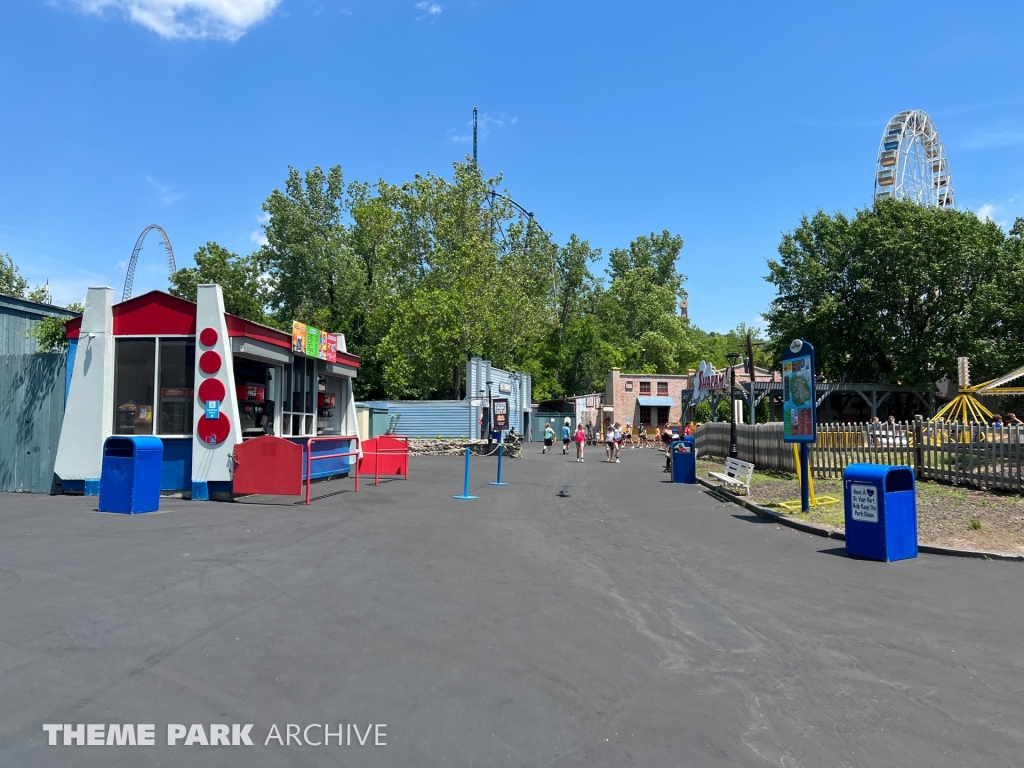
top-left (561, 418), bottom-right (572, 455)
top-left (604, 424), bottom-right (616, 461)
top-left (575, 423), bottom-right (586, 462)
top-left (542, 422), bottom-right (554, 454)
top-left (612, 422), bottom-right (623, 462)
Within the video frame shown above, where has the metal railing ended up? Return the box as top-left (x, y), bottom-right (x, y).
top-left (305, 435), bottom-right (361, 504)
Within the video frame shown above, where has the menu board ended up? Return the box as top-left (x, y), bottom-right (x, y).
top-left (306, 327), bottom-right (320, 358)
top-left (326, 333), bottom-right (338, 363)
top-left (291, 321), bottom-right (307, 354)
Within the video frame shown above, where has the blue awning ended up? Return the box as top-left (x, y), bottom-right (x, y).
top-left (636, 396), bottom-right (675, 407)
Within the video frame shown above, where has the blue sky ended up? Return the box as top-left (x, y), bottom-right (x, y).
top-left (1, 1), bottom-right (1023, 332)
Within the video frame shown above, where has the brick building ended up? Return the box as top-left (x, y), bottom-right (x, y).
top-left (605, 363), bottom-right (783, 433)
top-left (604, 369), bottom-right (690, 432)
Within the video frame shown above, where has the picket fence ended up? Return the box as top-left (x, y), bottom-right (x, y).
top-left (695, 420), bottom-right (1024, 492)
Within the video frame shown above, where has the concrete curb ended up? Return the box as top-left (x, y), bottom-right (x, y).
top-left (695, 477), bottom-right (1024, 562)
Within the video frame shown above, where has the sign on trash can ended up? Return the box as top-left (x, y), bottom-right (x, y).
top-left (843, 463), bottom-right (917, 562)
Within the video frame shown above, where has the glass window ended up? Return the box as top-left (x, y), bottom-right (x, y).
top-left (639, 406), bottom-right (651, 426)
top-left (157, 339), bottom-right (195, 435)
top-left (114, 339), bottom-right (156, 435)
top-left (657, 406), bottom-right (670, 425)
top-left (639, 381), bottom-right (651, 394)
top-left (657, 381), bottom-right (669, 395)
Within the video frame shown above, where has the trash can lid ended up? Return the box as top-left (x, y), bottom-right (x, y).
top-left (103, 435), bottom-right (163, 453)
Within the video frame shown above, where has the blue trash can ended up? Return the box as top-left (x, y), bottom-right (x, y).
top-left (98, 436), bottom-right (163, 514)
top-left (843, 463), bottom-right (917, 562)
top-left (670, 440), bottom-right (697, 484)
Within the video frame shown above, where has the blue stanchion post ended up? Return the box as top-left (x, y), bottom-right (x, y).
top-left (454, 447), bottom-right (478, 500)
top-left (490, 443), bottom-right (508, 486)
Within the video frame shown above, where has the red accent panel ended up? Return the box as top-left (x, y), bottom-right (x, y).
top-left (199, 327), bottom-right (218, 346)
top-left (198, 378), bottom-right (227, 403)
top-left (197, 414), bottom-right (231, 445)
top-left (233, 436), bottom-right (303, 495)
top-left (66, 316), bottom-right (82, 339)
top-left (199, 351), bottom-right (222, 374)
top-left (225, 315), bottom-right (291, 349)
top-left (359, 436), bottom-right (409, 480)
top-left (113, 291), bottom-right (197, 336)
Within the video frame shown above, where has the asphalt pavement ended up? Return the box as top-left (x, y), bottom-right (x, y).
top-left (1, 444), bottom-right (1022, 767)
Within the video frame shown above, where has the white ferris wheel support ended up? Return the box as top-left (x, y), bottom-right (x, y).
top-left (873, 110), bottom-right (955, 209)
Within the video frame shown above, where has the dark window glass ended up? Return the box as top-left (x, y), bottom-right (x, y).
top-left (657, 406), bottom-right (670, 425)
top-left (639, 381), bottom-right (651, 394)
top-left (157, 339), bottom-right (195, 435)
top-left (114, 339), bottom-right (156, 435)
top-left (657, 381), bottom-right (669, 395)
top-left (639, 406), bottom-right (651, 426)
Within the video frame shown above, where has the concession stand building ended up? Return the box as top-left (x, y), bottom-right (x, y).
top-left (54, 284), bottom-right (360, 500)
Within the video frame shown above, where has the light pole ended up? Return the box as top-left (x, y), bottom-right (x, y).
top-left (726, 352), bottom-right (741, 459)
top-left (486, 380), bottom-right (494, 447)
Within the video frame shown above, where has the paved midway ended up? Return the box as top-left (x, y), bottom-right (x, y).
top-left (1, 447), bottom-right (1022, 767)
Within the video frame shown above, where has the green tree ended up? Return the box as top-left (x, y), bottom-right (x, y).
top-left (169, 243), bottom-right (267, 322)
top-left (33, 303), bottom-right (84, 352)
top-left (693, 400), bottom-right (712, 424)
top-left (258, 165), bottom-right (367, 334)
top-left (0, 253), bottom-right (30, 297)
top-left (764, 199), bottom-right (1009, 387)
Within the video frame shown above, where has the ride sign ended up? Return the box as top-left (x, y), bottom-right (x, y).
top-left (781, 338), bottom-right (816, 443)
top-left (492, 398), bottom-right (509, 431)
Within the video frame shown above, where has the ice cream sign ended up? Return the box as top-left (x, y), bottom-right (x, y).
top-left (693, 361), bottom-right (731, 403)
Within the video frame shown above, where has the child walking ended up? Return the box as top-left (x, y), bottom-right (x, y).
top-left (575, 423), bottom-right (586, 462)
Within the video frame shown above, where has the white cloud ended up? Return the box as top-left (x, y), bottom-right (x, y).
top-left (145, 175), bottom-right (186, 206)
top-left (449, 109), bottom-right (518, 143)
top-left (70, 0), bottom-right (281, 41)
top-left (977, 203), bottom-right (998, 221)
top-left (415, 1), bottom-right (441, 21)
top-left (250, 211), bottom-right (270, 246)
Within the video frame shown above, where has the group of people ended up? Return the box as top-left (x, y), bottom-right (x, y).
top-left (539, 418), bottom-right (695, 466)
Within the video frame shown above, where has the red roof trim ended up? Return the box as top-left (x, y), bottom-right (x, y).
top-left (65, 290), bottom-right (360, 368)
top-left (113, 291), bottom-right (197, 336)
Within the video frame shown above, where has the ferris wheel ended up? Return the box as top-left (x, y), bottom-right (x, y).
top-left (873, 110), bottom-right (955, 209)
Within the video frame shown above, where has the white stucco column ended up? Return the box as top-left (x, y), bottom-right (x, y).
top-left (54, 287), bottom-right (115, 494)
top-left (190, 284), bottom-right (244, 500)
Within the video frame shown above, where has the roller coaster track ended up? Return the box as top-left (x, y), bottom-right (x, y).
top-left (123, 224), bottom-right (177, 302)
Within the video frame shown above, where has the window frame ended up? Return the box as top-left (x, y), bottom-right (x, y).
top-left (639, 381), bottom-right (651, 395)
top-left (624, 380), bottom-right (633, 392)
top-left (657, 381), bottom-right (669, 396)
top-left (112, 335), bottom-right (196, 439)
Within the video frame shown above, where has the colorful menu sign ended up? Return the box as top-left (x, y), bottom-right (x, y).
top-left (291, 320), bottom-right (339, 361)
top-left (291, 321), bottom-right (307, 354)
top-left (782, 338), bottom-right (816, 442)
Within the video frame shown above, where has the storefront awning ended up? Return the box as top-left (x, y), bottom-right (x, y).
top-left (636, 396), bottom-right (675, 407)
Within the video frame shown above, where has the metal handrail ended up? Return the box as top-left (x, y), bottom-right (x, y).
top-left (305, 435), bottom-right (361, 505)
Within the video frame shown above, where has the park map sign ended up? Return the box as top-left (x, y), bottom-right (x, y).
top-left (782, 338), bottom-right (817, 443)
top-left (291, 321), bottom-right (339, 363)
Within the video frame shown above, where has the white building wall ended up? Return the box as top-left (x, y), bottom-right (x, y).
top-left (53, 287), bottom-right (115, 490)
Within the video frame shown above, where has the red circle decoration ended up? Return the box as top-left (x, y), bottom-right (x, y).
top-left (197, 414), bottom-right (231, 446)
top-left (198, 378), bottom-right (227, 403)
top-left (199, 351), bottom-right (222, 374)
top-left (199, 327), bottom-right (219, 347)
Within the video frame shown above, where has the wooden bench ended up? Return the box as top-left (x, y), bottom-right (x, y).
top-left (708, 457), bottom-right (755, 495)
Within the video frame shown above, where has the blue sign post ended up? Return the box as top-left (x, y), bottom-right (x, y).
top-left (781, 339), bottom-right (817, 512)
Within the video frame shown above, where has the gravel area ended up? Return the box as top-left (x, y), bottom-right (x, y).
top-left (697, 456), bottom-right (1024, 554)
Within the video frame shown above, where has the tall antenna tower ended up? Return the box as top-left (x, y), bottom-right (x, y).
top-left (472, 105), bottom-right (478, 165)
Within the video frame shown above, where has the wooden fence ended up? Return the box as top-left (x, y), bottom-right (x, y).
top-left (695, 420), bottom-right (1024, 492)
